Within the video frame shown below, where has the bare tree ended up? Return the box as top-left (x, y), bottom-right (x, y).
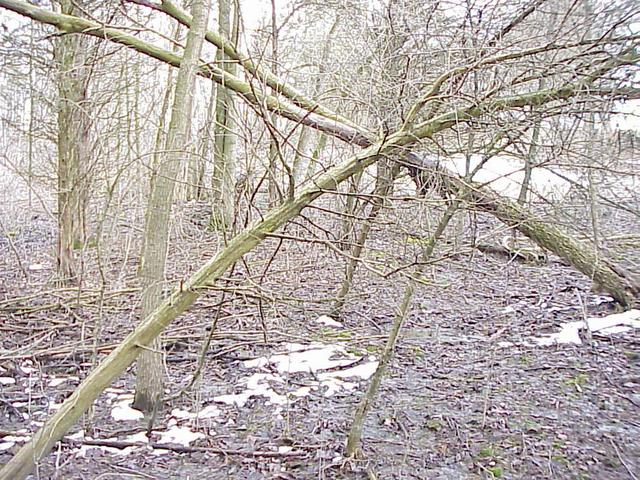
top-left (53, 0), bottom-right (95, 282)
top-left (132, 0), bottom-right (210, 418)
top-left (210, 0), bottom-right (239, 229)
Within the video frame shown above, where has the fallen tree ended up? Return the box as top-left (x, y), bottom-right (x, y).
top-left (406, 154), bottom-right (640, 307)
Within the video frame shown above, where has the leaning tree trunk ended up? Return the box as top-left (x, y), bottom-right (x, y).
top-left (133, 0), bottom-right (210, 417)
top-left (0, 129), bottom-right (405, 480)
top-left (409, 156), bottom-right (640, 308)
top-left (347, 197), bottom-right (461, 456)
top-left (54, 0), bottom-right (93, 282)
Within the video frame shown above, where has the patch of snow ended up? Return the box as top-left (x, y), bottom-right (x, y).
top-left (290, 386), bottom-right (312, 397)
top-left (439, 154), bottom-right (577, 200)
top-left (244, 343), bottom-right (357, 374)
top-left (75, 444), bottom-right (135, 458)
top-left (198, 404), bottom-right (221, 419)
top-left (170, 408), bottom-right (193, 420)
top-left (105, 387), bottom-right (126, 395)
top-left (546, 305), bottom-right (578, 314)
top-left (217, 343), bottom-right (378, 405)
top-left (1, 435), bottom-right (29, 444)
top-left (278, 445), bottom-right (293, 454)
top-left (124, 432), bottom-right (149, 443)
top-left (215, 373), bottom-right (287, 407)
top-left (49, 377), bottom-right (68, 387)
top-left (315, 361), bottom-right (377, 396)
top-left (532, 309), bottom-right (640, 346)
top-left (0, 435), bottom-right (31, 452)
top-left (66, 431), bottom-right (85, 441)
top-left (111, 399), bottom-right (144, 421)
top-left (170, 404), bottom-right (220, 420)
top-left (157, 425), bottom-right (204, 446)
top-left (315, 315), bottom-right (343, 327)
top-left (0, 377), bottom-right (15, 385)
top-left (20, 364), bottom-right (36, 375)
top-left (28, 263), bottom-right (46, 271)
top-left (150, 448), bottom-right (171, 455)
top-left (593, 295), bottom-right (614, 305)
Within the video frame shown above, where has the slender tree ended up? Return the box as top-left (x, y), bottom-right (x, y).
top-left (210, 0), bottom-right (239, 229)
top-left (133, 0), bottom-right (210, 418)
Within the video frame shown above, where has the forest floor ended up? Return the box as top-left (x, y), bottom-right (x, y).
top-left (0, 194), bottom-right (639, 480)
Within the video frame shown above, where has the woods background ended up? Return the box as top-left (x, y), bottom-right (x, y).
top-left (0, 0), bottom-right (639, 478)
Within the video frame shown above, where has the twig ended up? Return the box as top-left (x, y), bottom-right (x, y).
top-left (610, 438), bottom-right (638, 480)
top-left (60, 437), bottom-right (310, 458)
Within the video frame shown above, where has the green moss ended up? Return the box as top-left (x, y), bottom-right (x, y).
top-left (565, 373), bottom-right (588, 390)
top-left (551, 454), bottom-right (568, 465)
top-left (523, 418), bottom-right (542, 433)
top-left (479, 446), bottom-right (495, 458)
top-left (488, 466), bottom-right (503, 478)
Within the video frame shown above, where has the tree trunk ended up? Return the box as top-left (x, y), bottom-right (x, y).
top-left (138, 27), bottom-right (179, 276)
top-left (133, 0), bottom-right (210, 417)
top-left (210, 0), bottom-right (238, 229)
top-left (54, 0), bottom-right (92, 282)
top-left (410, 157), bottom-right (640, 308)
top-left (347, 199), bottom-right (460, 456)
top-left (517, 80), bottom-right (543, 205)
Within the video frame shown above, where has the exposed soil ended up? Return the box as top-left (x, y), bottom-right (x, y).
top-left (1, 191), bottom-right (639, 480)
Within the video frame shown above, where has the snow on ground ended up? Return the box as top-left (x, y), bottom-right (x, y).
top-left (532, 309), bottom-right (640, 346)
top-left (441, 154), bottom-right (577, 200)
top-left (157, 424), bottom-right (205, 446)
top-left (243, 342), bottom-right (359, 373)
top-left (315, 315), bottom-right (343, 327)
top-left (394, 153), bottom-right (578, 200)
top-left (110, 395), bottom-right (144, 421)
top-left (217, 340), bottom-right (379, 406)
top-left (4, 309), bottom-right (636, 460)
